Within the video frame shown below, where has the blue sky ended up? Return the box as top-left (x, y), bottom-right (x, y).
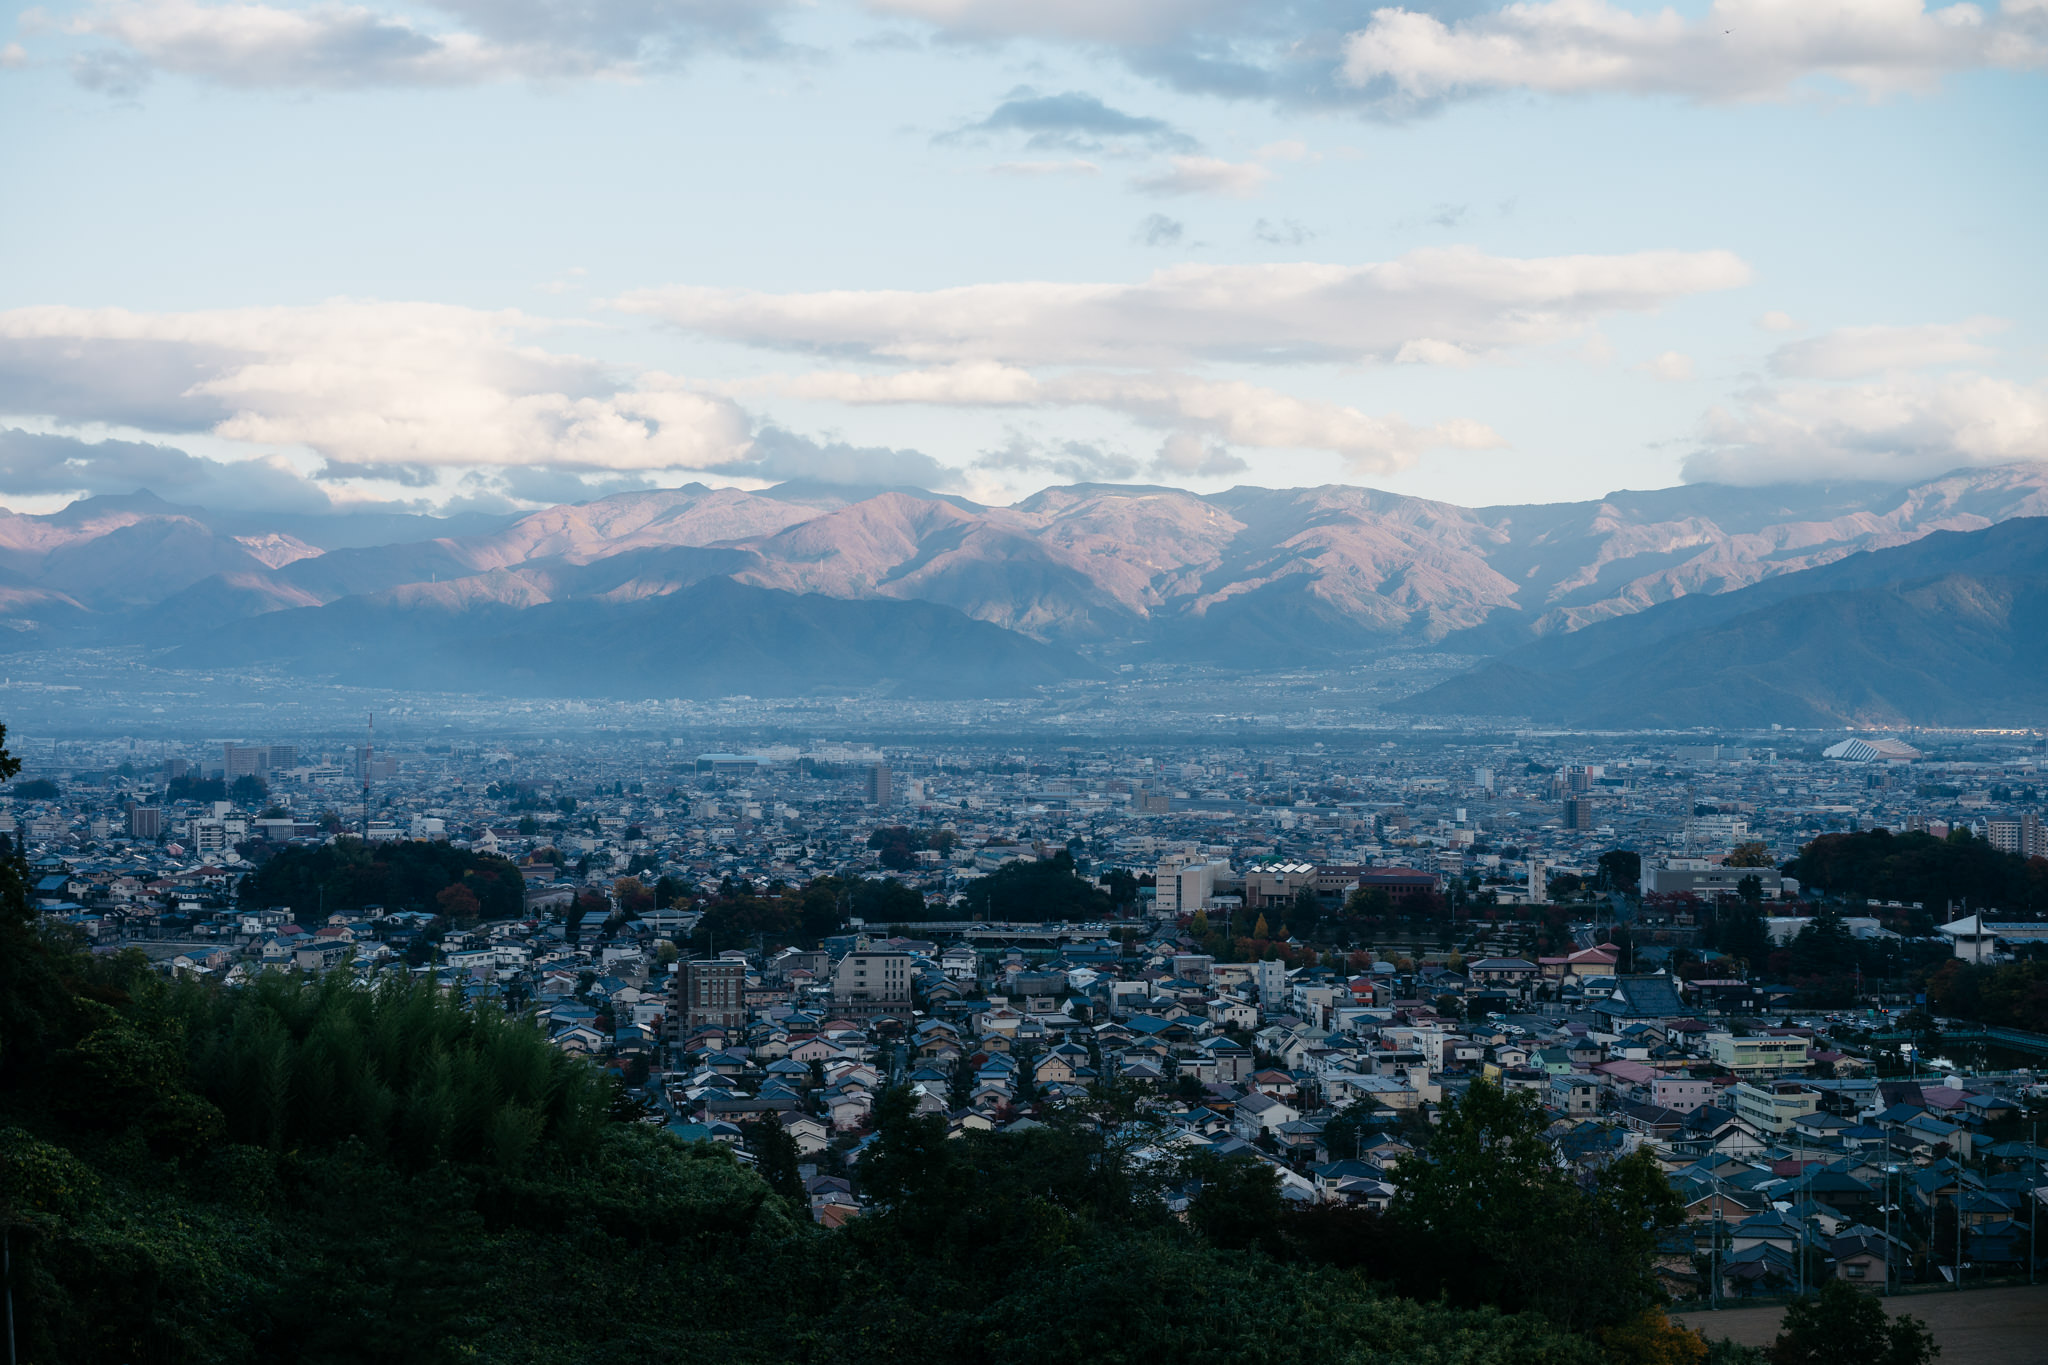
top-left (1, 0), bottom-right (2043, 516)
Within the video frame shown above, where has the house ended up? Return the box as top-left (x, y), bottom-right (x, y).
top-left (1465, 958), bottom-right (1540, 992)
top-left (1233, 1091), bottom-right (1301, 1140)
top-left (1548, 1074), bottom-right (1599, 1115)
top-left (780, 1111), bottom-right (830, 1156)
top-left (1594, 975), bottom-right (1689, 1026)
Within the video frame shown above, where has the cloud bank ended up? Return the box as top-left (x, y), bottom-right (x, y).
top-left (617, 246), bottom-right (1753, 366)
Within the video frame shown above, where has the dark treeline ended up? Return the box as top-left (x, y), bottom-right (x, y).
top-left (239, 840), bottom-right (526, 923)
top-left (960, 848), bottom-right (1110, 921)
top-left (1783, 827), bottom-right (2048, 912)
top-left (1926, 957), bottom-right (2048, 1033)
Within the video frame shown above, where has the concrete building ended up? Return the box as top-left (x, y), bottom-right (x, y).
top-left (1155, 855), bottom-right (1228, 917)
top-left (1643, 862), bottom-right (1794, 898)
top-left (128, 805), bottom-right (162, 839)
top-left (670, 958), bottom-right (747, 1035)
top-left (1730, 1081), bottom-right (1820, 1135)
top-left (833, 948), bottom-right (914, 1018)
top-left (1707, 1032), bottom-right (1810, 1078)
top-left (864, 763), bottom-right (893, 807)
top-left (224, 743), bottom-right (296, 777)
top-left (1242, 861), bottom-right (1316, 910)
top-left (1988, 813), bottom-right (2046, 859)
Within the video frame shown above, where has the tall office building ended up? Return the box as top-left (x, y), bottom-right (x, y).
top-left (224, 743), bottom-right (297, 777)
top-left (668, 958), bottom-right (747, 1036)
top-left (128, 805), bottom-right (162, 839)
top-left (1563, 797), bottom-right (1596, 831)
top-left (864, 763), bottom-right (893, 806)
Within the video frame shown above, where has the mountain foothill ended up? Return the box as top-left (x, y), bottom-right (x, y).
top-left (1, 465), bottom-right (2044, 722)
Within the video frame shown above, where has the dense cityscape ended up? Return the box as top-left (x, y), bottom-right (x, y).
top-left (10, 709), bottom-right (2048, 1352)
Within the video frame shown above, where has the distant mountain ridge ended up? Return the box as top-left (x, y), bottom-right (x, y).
top-left (169, 576), bottom-right (1092, 700)
top-left (0, 465), bottom-right (2045, 697)
top-left (1398, 517), bottom-right (2048, 728)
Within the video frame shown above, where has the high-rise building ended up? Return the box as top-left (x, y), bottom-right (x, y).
top-left (1563, 797), bottom-right (1596, 831)
top-left (1988, 813), bottom-right (2047, 858)
top-left (1529, 860), bottom-right (1548, 904)
top-left (668, 958), bottom-right (748, 1036)
top-left (864, 763), bottom-right (893, 806)
top-left (128, 805), bottom-right (162, 839)
top-left (224, 743), bottom-right (297, 777)
top-left (831, 948), bottom-right (914, 1018)
top-left (1155, 855), bottom-right (1228, 917)
top-left (161, 757), bottom-right (190, 781)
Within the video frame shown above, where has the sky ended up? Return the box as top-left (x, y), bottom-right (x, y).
top-left (0, 0), bottom-right (2044, 518)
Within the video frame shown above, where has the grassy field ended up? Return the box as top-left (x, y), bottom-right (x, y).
top-left (1673, 1283), bottom-right (2048, 1364)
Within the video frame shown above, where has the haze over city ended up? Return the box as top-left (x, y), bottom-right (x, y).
top-left (3, 4), bottom-right (2048, 1365)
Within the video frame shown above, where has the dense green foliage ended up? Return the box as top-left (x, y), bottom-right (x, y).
top-left (1372, 1080), bottom-right (1688, 1334)
top-left (1926, 955), bottom-right (2048, 1032)
top-left (961, 849), bottom-right (1110, 921)
top-left (238, 839), bottom-right (524, 922)
top-left (690, 874), bottom-right (926, 949)
top-left (1784, 827), bottom-right (2048, 911)
top-left (1770, 1281), bottom-right (1937, 1365)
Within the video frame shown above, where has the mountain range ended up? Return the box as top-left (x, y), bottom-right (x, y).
top-left (0, 466), bottom-right (2044, 711)
top-left (1398, 517), bottom-right (2048, 729)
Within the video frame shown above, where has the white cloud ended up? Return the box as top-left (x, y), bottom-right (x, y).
top-left (1685, 371), bottom-right (2048, 484)
top-left (1758, 310), bottom-right (1802, 332)
top-left (1, 41), bottom-right (28, 67)
top-left (1152, 431), bottom-right (1248, 478)
top-left (1340, 0), bottom-right (2048, 105)
top-left (1638, 350), bottom-right (1695, 381)
top-left (1129, 154), bottom-right (1272, 198)
top-left (1768, 317), bottom-right (2009, 379)
top-left (616, 246), bottom-right (1753, 367)
top-left (1393, 338), bottom-right (1476, 367)
top-left (0, 300), bottom-right (756, 472)
top-left (66, 0), bottom-right (787, 91)
top-left (769, 364), bottom-right (1502, 473)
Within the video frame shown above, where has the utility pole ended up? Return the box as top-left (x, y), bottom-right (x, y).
top-left (1711, 1175), bottom-right (1722, 1311)
top-left (361, 712), bottom-right (374, 839)
top-left (5, 1222), bottom-right (15, 1365)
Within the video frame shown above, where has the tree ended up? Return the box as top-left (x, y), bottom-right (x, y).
top-left (1771, 1280), bottom-right (1937, 1365)
top-left (1184, 1151), bottom-right (1284, 1252)
top-left (963, 851), bottom-right (1109, 922)
top-left (1727, 842), bottom-right (1775, 868)
top-left (435, 883), bottom-right (481, 924)
top-left (613, 876), bottom-right (654, 915)
top-left (1392, 1081), bottom-right (1680, 1333)
top-left (742, 1117), bottom-right (806, 1208)
top-left (229, 773), bottom-right (269, 806)
top-left (1290, 884), bottom-right (1323, 938)
top-left (1600, 1309), bottom-right (1707, 1365)
top-left (1597, 850), bottom-right (1643, 894)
